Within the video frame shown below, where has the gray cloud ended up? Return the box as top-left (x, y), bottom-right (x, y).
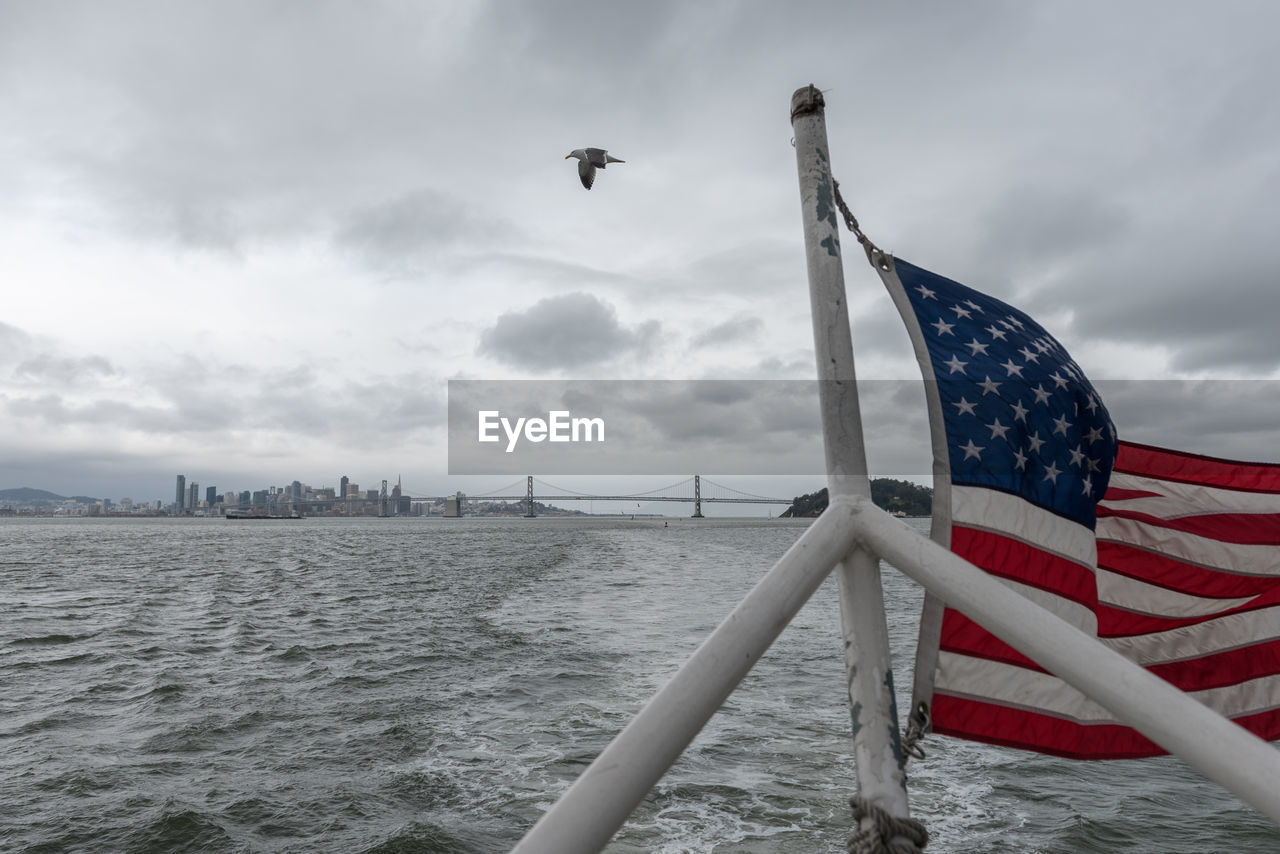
top-left (691, 315), bottom-right (763, 349)
top-left (13, 355), bottom-right (116, 385)
top-left (478, 293), bottom-right (660, 370)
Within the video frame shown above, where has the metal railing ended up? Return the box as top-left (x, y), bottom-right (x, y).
top-left (509, 86), bottom-right (1280, 853)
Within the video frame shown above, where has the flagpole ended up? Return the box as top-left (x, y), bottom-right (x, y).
top-left (791, 85), bottom-right (914, 835)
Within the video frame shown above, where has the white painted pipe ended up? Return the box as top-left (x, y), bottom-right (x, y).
top-left (510, 503), bottom-right (860, 854)
top-left (844, 494), bottom-right (1280, 825)
top-left (792, 83), bottom-right (912, 826)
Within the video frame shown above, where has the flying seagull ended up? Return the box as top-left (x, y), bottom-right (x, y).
top-left (565, 148), bottom-right (624, 190)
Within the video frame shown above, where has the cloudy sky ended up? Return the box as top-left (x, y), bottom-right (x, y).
top-left (3, 1), bottom-right (1279, 506)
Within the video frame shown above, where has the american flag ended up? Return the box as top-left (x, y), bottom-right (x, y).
top-left (881, 258), bottom-right (1280, 759)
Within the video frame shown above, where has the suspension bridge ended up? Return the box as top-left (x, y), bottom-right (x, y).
top-left (409, 475), bottom-right (794, 518)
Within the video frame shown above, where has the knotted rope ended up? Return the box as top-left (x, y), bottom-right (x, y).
top-left (847, 796), bottom-right (930, 854)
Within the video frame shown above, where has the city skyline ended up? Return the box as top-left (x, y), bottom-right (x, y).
top-left (4, 4), bottom-right (1280, 502)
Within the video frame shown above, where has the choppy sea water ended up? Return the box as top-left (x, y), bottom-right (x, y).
top-left (2, 515), bottom-right (1277, 853)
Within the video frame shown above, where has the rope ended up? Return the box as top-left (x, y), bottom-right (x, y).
top-left (847, 796), bottom-right (930, 854)
top-left (831, 179), bottom-right (891, 272)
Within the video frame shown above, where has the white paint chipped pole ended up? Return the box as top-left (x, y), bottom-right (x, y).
top-left (791, 84), bottom-right (913, 831)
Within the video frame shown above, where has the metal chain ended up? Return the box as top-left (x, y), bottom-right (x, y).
top-left (832, 178), bottom-right (890, 271)
top-left (901, 701), bottom-right (930, 762)
top-left (847, 796), bottom-right (930, 854)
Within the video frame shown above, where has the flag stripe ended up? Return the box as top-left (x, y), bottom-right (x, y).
top-left (953, 526), bottom-right (1097, 609)
top-left (1096, 507), bottom-right (1280, 545)
top-left (952, 485), bottom-right (1095, 566)
top-left (936, 653), bottom-right (1280, 722)
top-left (1096, 515), bottom-right (1280, 576)
top-left (931, 695), bottom-right (1280, 760)
top-left (1115, 441), bottom-right (1280, 492)
top-left (1096, 541), bottom-right (1279, 598)
top-left (1096, 568), bottom-right (1258, 617)
top-left (1106, 470), bottom-right (1280, 514)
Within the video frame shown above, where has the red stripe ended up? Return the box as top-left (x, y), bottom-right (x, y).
top-left (1095, 587), bottom-right (1280, 638)
top-left (1146, 637), bottom-right (1280, 693)
top-left (946, 602), bottom-right (1280, 692)
top-left (940, 610), bottom-right (1044, 671)
top-left (1116, 440), bottom-right (1280, 492)
top-left (953, 526), bottom-right (1097, 608)
top-left (1095, 505), bottom-right (1280, 546)
top-left (1102, 486), bottom-right (1162, 501)
top-left (1096, 541), bottom-right (1278, 598)
top-left (931, 694), bottom-right (1280, 759)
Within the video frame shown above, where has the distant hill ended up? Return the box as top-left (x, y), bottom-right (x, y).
top-left (782, 478), bottom-right (933, 518)
top-left (0, 487), bottom-right (100, 503)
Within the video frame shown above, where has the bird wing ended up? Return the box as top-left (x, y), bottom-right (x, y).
top-left (584, 148), bottom-right (609, 168)
top-left (578, 159), bottom-right (596, 190)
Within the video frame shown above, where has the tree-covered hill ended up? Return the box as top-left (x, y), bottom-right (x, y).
top-left (781, 478), bottom-right (932, 518)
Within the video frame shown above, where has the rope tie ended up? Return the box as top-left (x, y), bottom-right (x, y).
top-left (847, 796), bottom-right (930, 854)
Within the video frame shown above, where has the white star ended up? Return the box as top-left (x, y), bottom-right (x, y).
top-left (1031, 384), bottom-right (1052, 405)
top-left (1052, 414), bottom-right (1071, 437)
top-left (1069, 446), bottom-right (1086, 467)
top-left (987, 418), bottom-right (1011, 440)
top-left (1001, 358), bottom-right (1023, 377)
top-left (978, 375), bottom-right (1002, 396)
top-left (932, 318), bottom-right (955, 336)
top-left (964, 338), bottom-right (990, 356)
top-left (1010, 400), bottom-right (1029, 422)
top-left (953, 397), bottom-right (977, 416)
top-left (1019, 346), bottom-right (1040, 364)
top-left (985, 324), bottom-right (1008, 341)
top-left (1027, 432), bottom-right (1045, 454)
top-left (1084, 395), bottom-right (1099, 414)
top-left (960, 438), bottom-right (984, 460)
top-left (1050, 371), bottom-right (1069, 390)
top-left (915, 284), bottom-right (937, 300)
top-left (943, 354), bottom-right (968, 374)
top-left (1082, 478), bottom-right (1094, 497)
top-left (951, 304), bottom-right (973, 319)
top-left (1034, 339), bottom-right (1051, 354)
top-left (1043, 461), bottom-right (1062, 484)
top-left (1013, 448), bottom-right (1029, 470)
top-left (964, 299), bottom-right (982, 312)
top-left (1085, 426), bottom-right (1104, 444)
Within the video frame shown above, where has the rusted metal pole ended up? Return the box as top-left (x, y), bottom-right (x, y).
top-left (791, 84), bottom-right (913, 832)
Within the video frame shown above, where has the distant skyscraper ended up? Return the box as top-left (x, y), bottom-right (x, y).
top-left (339, 475), bottom-right (349, 503)
top-left (188, 482), bottom-right (200, 510)
top-left (175, 474), bottom-right (186, 512)
top-left (206, 486), bottom-right (217, 505)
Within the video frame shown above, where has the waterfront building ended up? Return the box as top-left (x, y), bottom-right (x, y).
top-left (175, 474), bottom-right (186, 512)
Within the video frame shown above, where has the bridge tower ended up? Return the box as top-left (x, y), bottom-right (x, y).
top-left (525, 475), bottom-right (536, 518)
top-left (691, 474), bottom-right (704, 518)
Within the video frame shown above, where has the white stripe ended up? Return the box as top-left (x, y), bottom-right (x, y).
top-left (937, 651), bottom-right (1280, 722)
top-left (1097, 514), bottom-right (1280, 576)
top-left (1097, 568), bottom-right (1258, 618)
top-left (1102, 603), bottom-right (1280, 665)
top-left (951, 485), bottom-right (1095, 567)
top-left (1103, 472), bottom-right (1280, 517)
